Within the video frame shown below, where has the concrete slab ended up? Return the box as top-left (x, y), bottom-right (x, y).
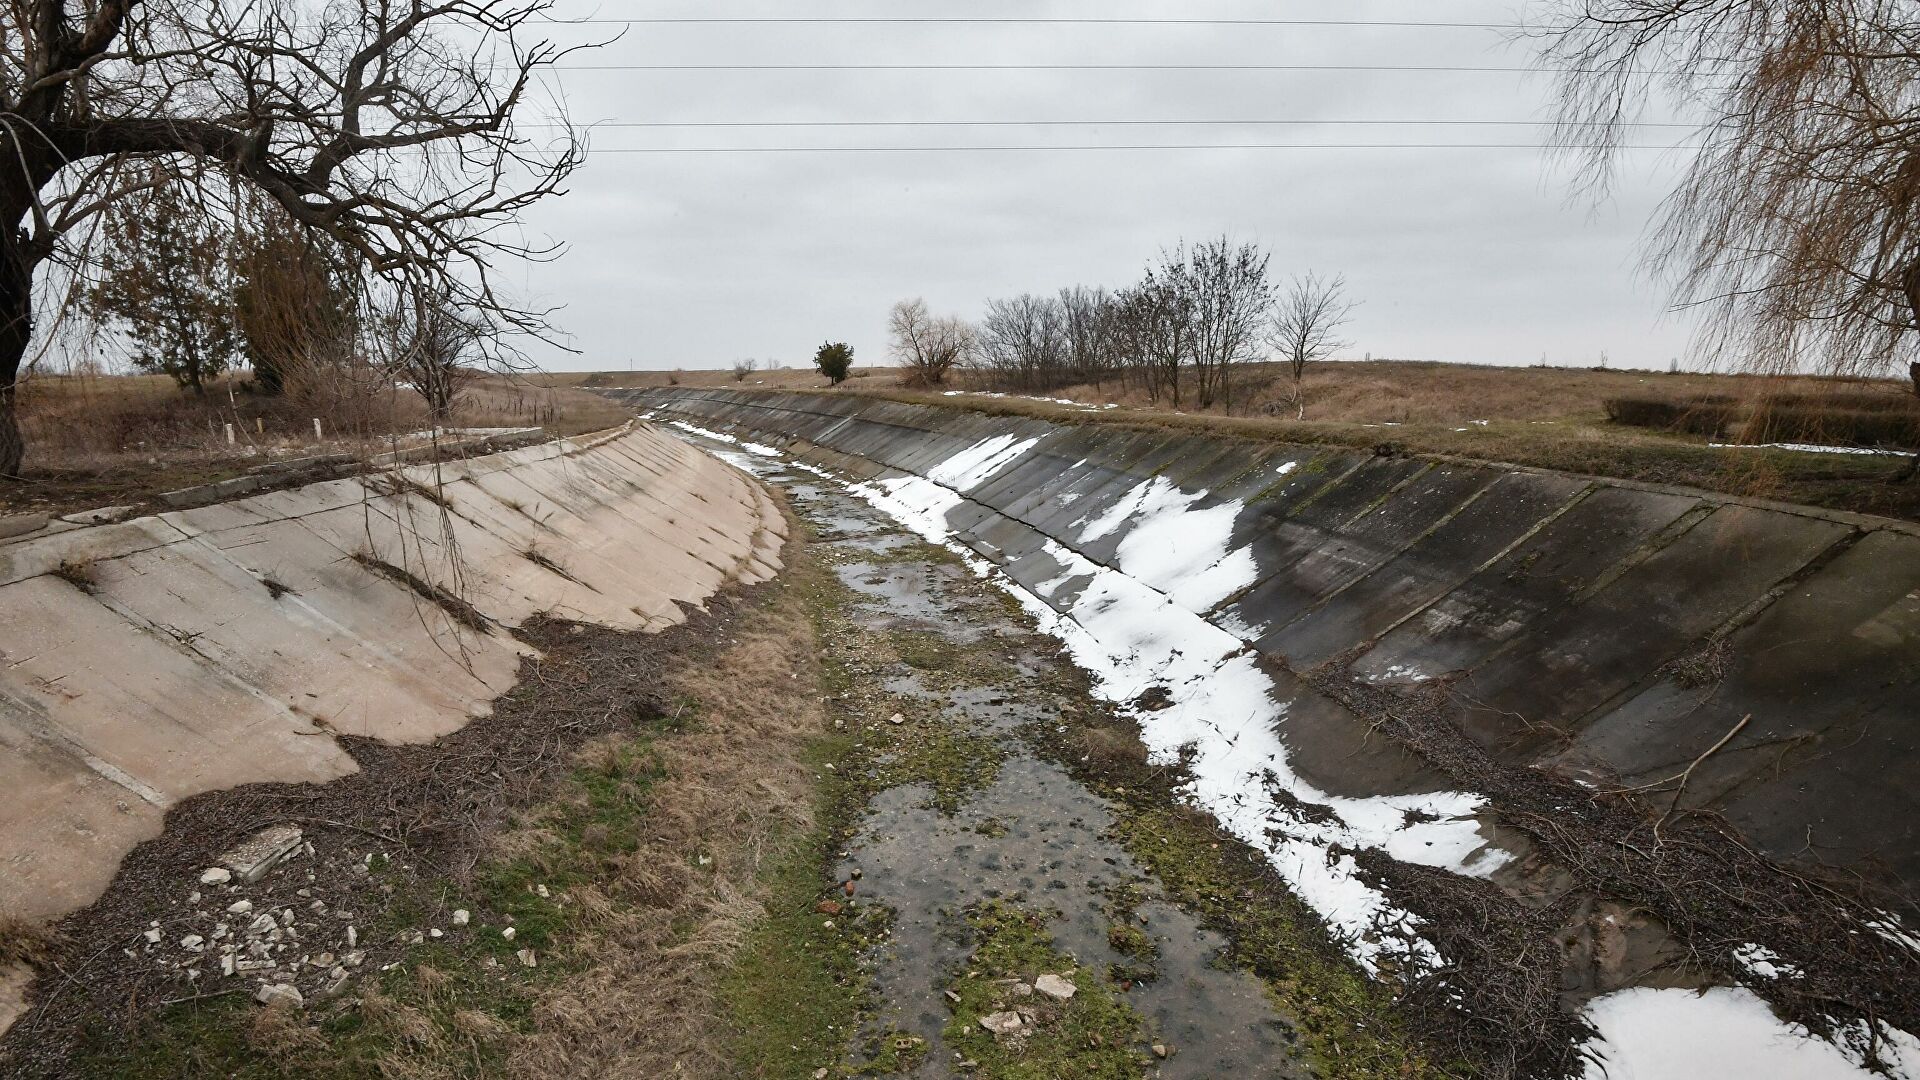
top-left (1454, 506), bottom-right (1854, 752)
top-left (1266, 472), bottom-right (1590, 669)
top-left (1349, 485), bottom-right (1702, 684)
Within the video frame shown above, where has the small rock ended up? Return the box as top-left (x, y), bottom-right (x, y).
top-left (516, 948), bottom-right (537, 968)
top-left (199, 868), bottom-right (232, 886)
top-left (978, 1011), bottom-right (1026, 1037)
top-left (813, 1070), bottom-right (829, 1080)
top-left (944, 990), bottom-right (961, 1004)
top-left (227, 900), bottom-right (253, 915)
top-left (180, 934), bottom-right (205, 952)
top-left (322, 968), bottom-right (351, 997)
top-left (1152, 1044), bottom-right (1169, 1059)
top-left (452, 909), bottom-right (470, 926)
top-left (311, 951), bottom-right (335, 968)
top-left (814, 900), bottom-right (843, 916)
top-left (501, 926), bottom-right (516, 941)
top-left (247, 914), bottom-right (277, 936)
top-left (220, 954), bottom-right (237, 977)
top-left (842, 880), bottom-right (856, 897)
top-left (141, 928), bottom-right (162, 944)
top-left (888, 712), bottom-right (906, 725)
top-left (253, 983), bottom-right (303, 1009)
top-left (342, 951), bottom-right (365, 968)
top-left (428, 928), bottom-right (443, 939)
top-left (1034, 973), bottom-right (1076, 1001)
top-left (345, 926), bottom-right (357, 948)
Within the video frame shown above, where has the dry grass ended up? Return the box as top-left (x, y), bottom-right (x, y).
top-left (1, 369), bottom-right (633, 518)
top-left (500, 580), bottom-right (827, 1079)
top-left (0, 917), bottom-right (60, 970)
top-left (550, 357), bottom-right (1907, 426)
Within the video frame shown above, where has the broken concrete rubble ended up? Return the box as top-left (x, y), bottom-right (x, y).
top-left (218, 825), bottom-right (305, 884)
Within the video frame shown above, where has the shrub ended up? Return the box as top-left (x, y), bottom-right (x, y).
top-left (813, 342), bottom-right (854, 385)
top-left (1606, 392), bottom-right (1920, 447)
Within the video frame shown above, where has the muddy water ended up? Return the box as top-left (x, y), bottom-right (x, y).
top-left (748, 453), bottom-right (1308, 1079)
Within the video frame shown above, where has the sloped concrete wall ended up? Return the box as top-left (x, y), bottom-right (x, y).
top-left (0, 421), bottom-right (784, 925)
top-left (630, 388), bottom-right (1920, 887)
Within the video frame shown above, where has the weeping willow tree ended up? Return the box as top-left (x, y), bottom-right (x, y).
top-left (1531, 1), bottom-right (1920, 417)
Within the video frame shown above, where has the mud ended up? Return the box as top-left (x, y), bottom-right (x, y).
top-left (771, 452), bottom-right (1306, 1077)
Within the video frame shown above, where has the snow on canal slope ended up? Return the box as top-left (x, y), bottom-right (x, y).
top-left (684, 421), bottom-right (1919, 1080)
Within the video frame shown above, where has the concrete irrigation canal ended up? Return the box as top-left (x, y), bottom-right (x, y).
top-left (0, 393), bottom-right (1915, 1079)
top-left (625, 388), bottom-right (1920, 1079)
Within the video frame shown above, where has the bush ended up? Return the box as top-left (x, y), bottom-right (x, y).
top-left (1604, 395), bottom-right (1738, 436)
top-left (1606, 393), bottom-right (1920, 447)
top-left (813, 342), bottom-right (853, 385)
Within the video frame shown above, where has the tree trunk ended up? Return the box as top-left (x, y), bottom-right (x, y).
top-left (0, 239), bottom-right (34, 477)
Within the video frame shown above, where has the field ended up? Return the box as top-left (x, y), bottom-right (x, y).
top-left (2, 371), bottom-right (633, 518)
top-left (549, 359), bottom-right (1920, 523)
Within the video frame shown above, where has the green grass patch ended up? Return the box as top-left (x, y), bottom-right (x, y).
top-left (939, 901), bottom-right (1153, 1078)
top-left (716, 727), bottom-right (893, 1079)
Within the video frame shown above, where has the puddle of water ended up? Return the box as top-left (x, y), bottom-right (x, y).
top-left (800, 467), bottom-right (1305, 1078)
top-left (670, 423), bottom-right (1308, 1077)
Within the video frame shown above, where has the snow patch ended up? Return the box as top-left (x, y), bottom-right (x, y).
top-left (1581, 986), bottom-right (1920, 1080)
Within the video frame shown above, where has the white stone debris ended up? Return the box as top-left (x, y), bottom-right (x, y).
top-left (1033, 973), bottom-right (1076, 1001)
top-left (199, 867), bottom-right (231, 886)
top-left (978, 1011), bottom-right (1027, 1037)
top-left (253, 983), bottom-right (303, 1008)
top-left (219, 825), bottom-right (306, 884)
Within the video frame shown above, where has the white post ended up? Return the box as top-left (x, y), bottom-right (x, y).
top-left (312, 418), bottom-right (324, 441)
top-left (224, 423), bottom-right (235, 446)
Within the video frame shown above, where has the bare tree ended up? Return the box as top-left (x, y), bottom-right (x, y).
top-left (1268, 272), bottom-right (1354, 420)
top-left (1529, 2), bottom-right (1920, 403)
top-left (1058, 285), bottom-right (1117, 389)
top-left (888, 297), bottom-right (974, 386)
top-left (1177, 237), bottom-right (1274, 413)
top-left (1113, 272), bottom-right (1193, 407)
top-left (731, 357), bottom-right (759, 382)
top-left (976, 293), bottom-right (1068, 391)
top-left (0, 0), bottom-right (589, 476)
top-left (372, 288), bottom-right (480, 425)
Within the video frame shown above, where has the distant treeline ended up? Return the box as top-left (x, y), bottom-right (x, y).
top-left (890, 237), bottom-right (1353, 417)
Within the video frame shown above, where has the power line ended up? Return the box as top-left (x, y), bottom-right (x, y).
top-left (541, 17), bottom-right (1515, 29)
top-left (561, 142), bottom-right (1692, 154)
top-left (550, 63), bottom-right (1641, 74)
top-left (556, 118), bottom-right (1693, 129)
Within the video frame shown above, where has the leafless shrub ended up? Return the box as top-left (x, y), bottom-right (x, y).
top-left (730, 358), bottom-right (759, 383)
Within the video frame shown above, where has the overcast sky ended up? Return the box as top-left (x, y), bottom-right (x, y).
top-left (509, 1), bottom-right (1700, 373)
